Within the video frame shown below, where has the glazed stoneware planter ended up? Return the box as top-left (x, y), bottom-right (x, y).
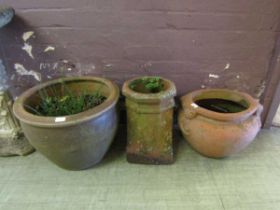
top-left (122, 77), bottom-right (176, 164)
top-left (178, 89), bottom-right (263, 158)
top-left (13, 77), bottom-right (119, 170)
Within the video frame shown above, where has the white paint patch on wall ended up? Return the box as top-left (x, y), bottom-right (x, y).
top-left (22, 31), bottom-right (34, 42)
top-left (14, 63), bottom-right (41, 81)
top-left (22, 43), bottom-right (34, 59)
top-left (209, 74), bottom-right (220, 79)
top-left (224, 63), bottom-right (231, 70)
top-left (44, 46), bottom-right (55, 52)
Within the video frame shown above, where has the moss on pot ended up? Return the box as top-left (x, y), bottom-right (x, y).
top-left (129, 77), bottom-right (164, 93)
top-left (122, 76), bottom-right (177, 165)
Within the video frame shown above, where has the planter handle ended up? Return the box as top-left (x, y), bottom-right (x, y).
top-left (184, 108), bottom-right (197, 119)
top-left (181, 95), bottom-right (198, 119)
top-left (254, 103), bottom-right (263, 117)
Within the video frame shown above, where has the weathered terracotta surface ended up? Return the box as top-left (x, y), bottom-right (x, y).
top-left (13, 77), bottom-right (119, 170)
top-left (178, 89), bottom-right (263, 158)
top-left (122, 77), bottom-right (176, 164)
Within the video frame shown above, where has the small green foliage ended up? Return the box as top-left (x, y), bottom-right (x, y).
top-left (25, 90), bottom-right (106, 117)
top-left (129, 77), bottom-right (164, 93)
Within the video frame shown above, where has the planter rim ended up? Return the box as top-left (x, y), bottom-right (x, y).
top-left (122, 76), bottom-right (176, 103)
top-left (13, 76), bottom-right (119, 128)
top-left (181, 88), bottom-right (260, 122)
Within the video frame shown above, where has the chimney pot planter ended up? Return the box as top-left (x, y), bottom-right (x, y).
top-left (122, 76), bottom-right (176, 164)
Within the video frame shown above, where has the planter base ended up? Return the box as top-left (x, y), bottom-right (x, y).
top-left (127, 153), bottom-right (174, 165)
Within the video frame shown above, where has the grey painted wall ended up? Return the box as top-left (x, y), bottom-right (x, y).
top-left (0, 0), bottom-right (279, 101)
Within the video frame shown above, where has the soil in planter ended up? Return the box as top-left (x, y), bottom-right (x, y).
top-left (129, 77), bottom-right (164, 93)
top-left (26, 92), bottom-right (106, 117)
top-left (195, 98), bottom-right (248, 113)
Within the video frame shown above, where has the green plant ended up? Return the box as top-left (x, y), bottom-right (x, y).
top-left (36, 92), bottom-right (106, 116)
top-left (129, 77), bottom-right (164, 93)
top-left (25, 83), bottom-right (106, 116)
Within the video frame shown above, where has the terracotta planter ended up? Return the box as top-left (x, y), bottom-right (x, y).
top-left (122, 77), bottom-right (176, 164)
top-left (13, 77), bottom-right (119, 170)
top-left (178, 89), bottom-right (263, 158)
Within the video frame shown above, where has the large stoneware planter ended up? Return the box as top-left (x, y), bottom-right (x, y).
top-left (122, 77), bottom-right (176, 164)
top-left (178, 89), bottom-right (263, 158)
top-left (13, 77), bottom-right (119, 170)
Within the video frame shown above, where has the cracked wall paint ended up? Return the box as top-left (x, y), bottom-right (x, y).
top-left (254, 80), bottom-right (266, 98)
top-left (22, 31), bottom-right (35, 59)
top-left (39, 62), bottom-right (59, 71)
top-left (22, 43), bottom-right (34, 59)
top-left (44, 46), bottom-right (55, 52)
top-left (14, 63), bottom-right (41, 82)
top-left (209, 73), bottom-right (220, 79)
top-left (224, 63), bottom-right (231, 70)
top-left (202, 70), bottom-right (252, 94)
top-left (39, 60), bottom-right (84, 78)
top-left (74, 63), bottom-right (97, 75)
top-left (22, 31), bottom-right (34, 42)
top-left (0, 0), bottom-right (277, 103)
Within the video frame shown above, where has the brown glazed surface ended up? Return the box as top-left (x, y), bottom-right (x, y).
top-left (13, 77), bottom-right (119, 170)
top-left (122, 77), bottom-right (176, 164)
top-left (178, 89), bottom-right (263, 158)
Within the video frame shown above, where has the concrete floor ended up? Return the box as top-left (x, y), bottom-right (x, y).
top-left (0, 127), bottom-right (280, 210)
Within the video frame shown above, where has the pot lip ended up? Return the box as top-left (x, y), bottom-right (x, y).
top-left (13, 76), bottom-right (119, 128)
top-left (181, 88), bottom-right (259, 122)
top-left (122, 76), bottom-right (176, 103)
